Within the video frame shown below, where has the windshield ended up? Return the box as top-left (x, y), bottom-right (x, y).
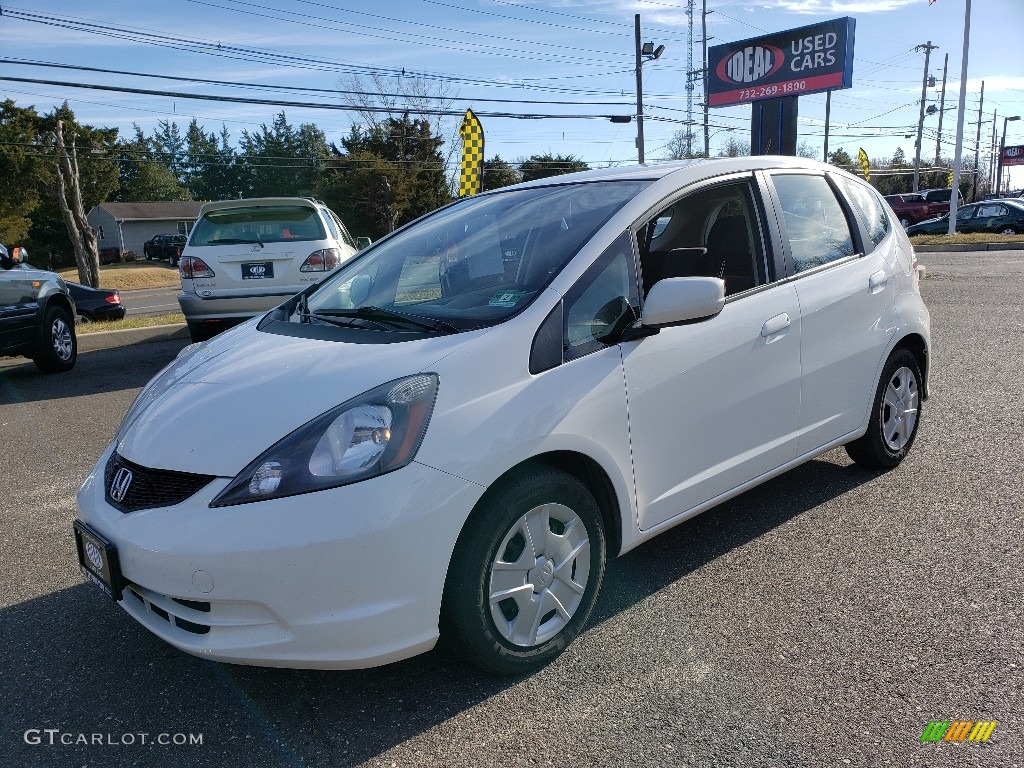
top-left (189, 205), bottom-right (326, 246)
top-left (301, 180), bottom-right (647, 331)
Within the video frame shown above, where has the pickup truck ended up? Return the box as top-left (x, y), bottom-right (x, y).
top-left (143, 234), bottom-right (187, 266)
top-left (883, 193), bottom-right (932, 228)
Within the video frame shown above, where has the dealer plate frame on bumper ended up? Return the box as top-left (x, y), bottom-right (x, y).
top-left (73, 520), bottom-right (124, 601)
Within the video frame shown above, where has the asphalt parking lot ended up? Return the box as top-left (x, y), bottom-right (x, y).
top-left (1, 250), bottom-right (1021, 768)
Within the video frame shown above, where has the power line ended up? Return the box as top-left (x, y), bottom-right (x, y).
top-left (0, 76), bottom-right (633, 121)
top-left (0, 59), bottom-right (633, 107)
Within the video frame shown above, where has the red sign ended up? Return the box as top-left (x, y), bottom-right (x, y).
top-left (1003, 145), bottom-right (1024, 167)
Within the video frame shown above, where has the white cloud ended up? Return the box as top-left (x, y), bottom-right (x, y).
top-left (757, 0), bottom-right (920, 13)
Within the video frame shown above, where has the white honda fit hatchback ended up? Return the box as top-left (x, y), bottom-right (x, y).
top-left (75, 158), bottom-right (930, 675)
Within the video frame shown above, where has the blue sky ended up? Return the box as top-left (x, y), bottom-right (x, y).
top-left (2, 0), bottom-right (1022, 188)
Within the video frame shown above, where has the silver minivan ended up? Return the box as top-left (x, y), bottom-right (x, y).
top-left (178, 198), bottom-right (362, 341)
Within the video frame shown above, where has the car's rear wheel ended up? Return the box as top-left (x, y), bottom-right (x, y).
top-left (845, 348), bottom-right (922, 469)
top-left (1000, 227), bottom-right (1018, 235)
top-left (33, 305), bottom-right (77, 373)
top-left (441, 468), bottom-right (606, 676)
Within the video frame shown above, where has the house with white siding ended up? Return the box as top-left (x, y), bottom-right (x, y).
top-left (87, 201), bottom-right (204, 260)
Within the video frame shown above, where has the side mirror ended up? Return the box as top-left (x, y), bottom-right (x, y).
top-left (642, 277), bottom-right (725, 328)
top-left (356, 236), bottom-right (372, 251)
top-left (10, 246), bottom-right (27, 264)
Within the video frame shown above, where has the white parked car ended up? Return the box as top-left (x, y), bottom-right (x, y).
top-left (177, 197), bottom-right (364, 342)
top-left (75, 158), bottom-right (930, 675)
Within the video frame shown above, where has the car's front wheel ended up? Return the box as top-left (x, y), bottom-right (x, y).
top-left (33, 305), bottom-right (77, 373)
top-left (441, 468), bottom-right (606, 676)
top-left (845, 348), bottom-right (922, 468)
top-left (1000, 227), bottom-right (1018, 235)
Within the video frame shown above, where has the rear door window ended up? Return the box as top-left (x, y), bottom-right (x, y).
top-left (771, 174), bottom-right (856, 273)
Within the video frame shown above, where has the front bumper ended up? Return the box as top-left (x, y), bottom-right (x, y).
top-left (76, 446), bottom-right (483, 669)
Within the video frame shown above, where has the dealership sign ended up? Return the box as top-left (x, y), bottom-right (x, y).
top-left (1003, 145), bottom-right (1024, 167)
top-left (708, 17), bottom-right (856, 107)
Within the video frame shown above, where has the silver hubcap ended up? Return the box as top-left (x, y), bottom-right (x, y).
top-left (51, 317), bottom-right (73, 361)
top-left (881, 366), bottom-right (919, 451)
top-left (488, 502), bottom-right (591, 647)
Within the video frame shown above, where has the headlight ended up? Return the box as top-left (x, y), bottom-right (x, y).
top-left (210, 374), bottom-right (439, 507)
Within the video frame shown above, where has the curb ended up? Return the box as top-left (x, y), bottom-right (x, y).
top-left (78, 323), bottom-right (189, 353)
top-left (913, 242), bottom-right (1024, 252)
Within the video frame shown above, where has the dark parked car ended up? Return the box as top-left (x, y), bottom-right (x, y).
top-left (66, 281), bottom-right (126, 322)
top-left (0, 244), bottom-right (77, 373)
top-left (883, 193), bottom-right (932, 228)
top-left (906, 199), bottom-right (1024, 236)
top-left (143, 234), bottom-right (187, 266)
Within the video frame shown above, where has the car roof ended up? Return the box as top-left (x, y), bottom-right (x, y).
top-left (501, 156), bottom-right (852, 191)
top-left (198, 197), bottom-right (328, 214)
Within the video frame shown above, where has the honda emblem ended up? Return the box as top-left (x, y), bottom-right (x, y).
top-left (110, 467), bottom-right (134, 503)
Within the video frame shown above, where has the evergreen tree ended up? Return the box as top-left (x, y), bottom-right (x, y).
top-left (482, 156), bottom-right (521, 191)
top-left (318, 114), bottom-right (448, 238)
top-left (114, 126), bottom-right (191, 202)
top-left (518, 153), bottom-right (589, 183)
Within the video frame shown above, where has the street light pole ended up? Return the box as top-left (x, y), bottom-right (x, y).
top-left (996, 115), bottom-right (1020, 195)
top-left (635, 14), bottom-right (645, 164)
top-left (633, 14), bottom-right (664, 165)
top-left (947, 0), bottom-right (971, 236)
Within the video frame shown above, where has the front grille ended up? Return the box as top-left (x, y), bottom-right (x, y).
top-left (105, 452), bottom-right (216, 513)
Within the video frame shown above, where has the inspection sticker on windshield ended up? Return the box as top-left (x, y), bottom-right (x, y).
top-left (488, 291), bottom-right (526, 308)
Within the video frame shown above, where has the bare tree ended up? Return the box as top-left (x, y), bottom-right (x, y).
top-left (52, 120), bottom-right (101, 287)
top-left (338, 73), bottom-right (461, 189)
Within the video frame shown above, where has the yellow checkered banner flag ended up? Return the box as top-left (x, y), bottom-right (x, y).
top-left (458, 109), bottom-right (485, 197)
top-left (857, 147), bottom-right (870, 181)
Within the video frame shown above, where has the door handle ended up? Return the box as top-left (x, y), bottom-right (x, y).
top-left (869, 270), bottom-right (888, 293)
top-left (760, 313), bottom-right (790, 338)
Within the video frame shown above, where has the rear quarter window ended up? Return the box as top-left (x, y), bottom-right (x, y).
top-left (836, 176), bottom-right (889, 250)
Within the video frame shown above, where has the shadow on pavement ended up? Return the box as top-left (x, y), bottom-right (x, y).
top-left (0, 338), bottom-right (187, 405)
top-left (0, 455), bottom-right (880, 768)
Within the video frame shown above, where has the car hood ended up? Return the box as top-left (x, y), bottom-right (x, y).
top-left (115, 322), bottom-right (482, 476)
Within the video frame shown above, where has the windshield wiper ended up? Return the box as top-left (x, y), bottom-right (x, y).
top-left (316, 306), bottom-right (458, 335)
top-left (296, 311), bottom-right (390, 331)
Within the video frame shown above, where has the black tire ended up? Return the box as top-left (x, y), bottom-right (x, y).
top-left (170, 254), bottom-right (179, 267)
top-left (441, 468), bottom-right (606, 676)
top-left (1000, 227), bottom-right (1018, 236)
top-left (845, 348), bottom-right (922, 469)
top-left (145, 250), bottom-right (153, 261)
top-left (33, 305), bottom-right (77, 373)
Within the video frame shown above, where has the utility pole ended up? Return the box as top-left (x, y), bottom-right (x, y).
top-left (823, 90), bottom-right (832, 162)
top-left (702, 0), bottom-right (711, 156)
top-left (934, 53), bottom-right (948, 165)
top-left (685, 0), bottom-right (695, 156)
top-left (971, 81), bottom-right (984, 200)
top-left (635, 14), bottom-right (645, 164)
top-left (913, 41), bottom-right (938, 192)
top-left (946, 0), bottom-right (971, 236)
top-left (990, 111), bottom-right (998, 191)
